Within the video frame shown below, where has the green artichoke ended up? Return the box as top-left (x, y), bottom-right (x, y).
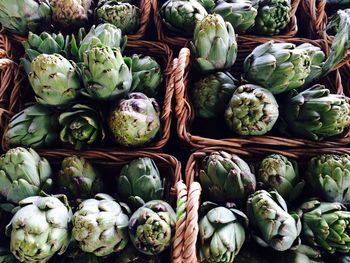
top-left (128, 200), bottom-right (176, 255)
top-left (0, 147), bottom-right (53, 204)
top-left (234, 248), bottom-right (268, 263)
top-left (197, 0), bottom-right (216, 11)
top-left (6, 195), bottom-right (72, 263)
top-left (243, 41), bottom-right (312, 94)
top-left (192, 71), bottom-right (238, 119)
top-left (130, 54), bottom-right (163, 97)
top-left (5, 104), bottom-right (59, 148)
top-left (57, 156), bottom-right (103, 201)
top-left (224, 84), bottom-right (279, 135)
top-left (280, 84), bottom-right (350, 140)
top-left (117, 157), bottom-right (164, 209)
top-left (50, 0), bottom-right (93, 29)
top-left (258, 154), bottom-right (304, 202)
top-left (199, 151), bottom-right (256, 204)
top-left (28, 53), bottom-right (81, 106)
top-left (306, 154), bottom-right (350, 204)
top-left (0, 0), bottom-right (51, 36)
top-left (72, 193), bottom-right (129, 256)
top-left (160, 0), bottom-right (208, 36)
top-left (298, 200), bottom-right (350, 253)
top-left (70, 23), bottom-right (127, 62)
top-left (82, 46), bottom-right (132, 100)
top-left (199, 202), bottom-right (248, 263)
top-left (59, 104), bottom-right (106, 149)
top-left (247, 190), bottom-right (301, 251)
top-left (253, 0), bottom-right (291, 35)
top-left (0, 247), bottom-right (18, 263)
top-left (190, 14), bottom-right (237, 73)
top-left (272, 244), bottom-right (324, 263)
top-left (213, 0), bottom-right (258, 33)
top-left (109, 92), bottom-right (161, 147)
top-left (114, 244), bottom-right (161, 263)
top-left (326, 9), bottom-right (350, 36)
top-left (95, 1), bottom-right (141, 34)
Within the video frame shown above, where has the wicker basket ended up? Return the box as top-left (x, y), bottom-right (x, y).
top-left (0, 150), bottom-right (187, 262)
top-left (183, 146), bottom-right (350, 263)
top-left (3, 0), bottom-right (152, 44)
top-left (153, 0), bottom-right (300, 47)
top-left (175, 37), bottom-right (350, 150)
top-left (0, 40), bottom-right (174, 152)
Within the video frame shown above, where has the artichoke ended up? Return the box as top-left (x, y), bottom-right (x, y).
top-left (128, 200), bottom-right (176, 255)
top-left (297, 200), bottom-right (350, 253)
top-left (72, 193), bottom-right (129, 256)
top-left (272, 244), bottom-right (324, 263)
top-left (57, 156), bottom-right (103, 201)
top-left (258, 154), bottom-right (304, 202)
top-left (199, 202), bottom-right (248, 263)
top-left (0, 247), bottom-right (18, 263)
top-left (224, 84), bottom-right (279, 135)
top-left (28, 54), bottom-right (81, 106)
top-left (117, 157), bottom-right (164, 209)
top-left (190, 14), bottom-right (237, 73)
top-left (192, 71), bottom-right (238, 119)
top-left (280, 84), bottom-right (350, 140)
top-left (247, 190), bottom-right (301, 251)
top-left (50, 0), bottom-right (93, 29)
top-left (253, 0), bottom-right (291, 35)
top-left (199, 151), bottom-right (256, 204)
top-left (6, 195), bottom-right (72, 263)
top-left (5, 104), bottom-right (59, 148)
top-left (109, 93), bottom-right (161, 147)
top-left (197, 0), bottom-right (216, 11)
top-left (160, 0), bottom-right (208, 36)
top-left (114, 244), bottom-right (161, 263)
top-left (70, 23), bottom-right (127, 62)
top-left (82, 46), bottom-right (132, 100)
top-left (243, 41), bottom-right (312, 94)
top-left (212, 0), bottom-right (258, 33)
top-left (95, 1), bottom-right (141, 34)
top-left (0, 147), bottom-right (53, 204)
top-left (130, 54), bottom-right (163, 97)
top-left (306, 154), bottom-right (350, 204)
top-left (59, 104), bottom-right (106, 149)
top-left (0, 0), bottom-right (51, 36)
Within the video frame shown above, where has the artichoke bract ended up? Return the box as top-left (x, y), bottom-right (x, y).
top-left (281, 84), bottom-right (350, 140)
top-left (130, 54), bottom-right (163, 97)
top-left (190, 14), bottom-right (237, 73)
top-left (258, 154), bottom-right (304, 202)
top-left (128, 200), bottom-right (176, 255)
top-left (28, 53), bottom-right (81, 106)
top-left (117, 157), bottom-right (164, 209)
top-left (6, 195), bottom-right (72, 263)
top-left (247, 190), bottom-right (301, 251)
top-left (225, 84), bottom-right (279, 135)
top-left (57, 156), bottom-right (103, 201)
top-left (199, 202), bottom-right (248, 263)
top-left (199, 151), bottom-right (256, 204)
top-left (160, 0), bottom-right (208, 36)
top-left (109, 93), bottom-right (161, 147)
top-left (243, 42), bottom-right (312, 94)
top-left (72, 194), bottom-right (129, 256)
top-left (82, 46), bottom-right (132, 100)
top-left (192, 71), bottom-right (238, 119)
top-left (253, 0), bottom-right (291, 35)
top-left (95, 1), bottom-right (141, 34)
top-left (5, 104), bottom-right (59, 148)
top-left (213, 0), bottom-right (258, 33)
top-left (59, 104), bottom-right (106, 149)
top-left (298, 200), bottom-right (350, 253)
top-left (0, 147), bottom-right (53, 204)
top-left (0, 0), bottom-right (51, 36)
top-left (306, 154), bottom-right (350, 204)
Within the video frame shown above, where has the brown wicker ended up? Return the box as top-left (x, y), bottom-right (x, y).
top-left (2, 0), bottom-right (152, 44)
top-left (153, 0), bottom-right (300, 47)
top-left (175, 37), bottom-right (350, 150)
top-left (299, 0), bottom-right (327, 39)
top-left (0, 40), bottom-right (174, 152)
top-left (184, 146), bottom-right (350, 263)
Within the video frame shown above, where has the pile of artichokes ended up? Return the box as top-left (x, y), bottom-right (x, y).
top-left (0, 147), bottom-right (176, 262)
